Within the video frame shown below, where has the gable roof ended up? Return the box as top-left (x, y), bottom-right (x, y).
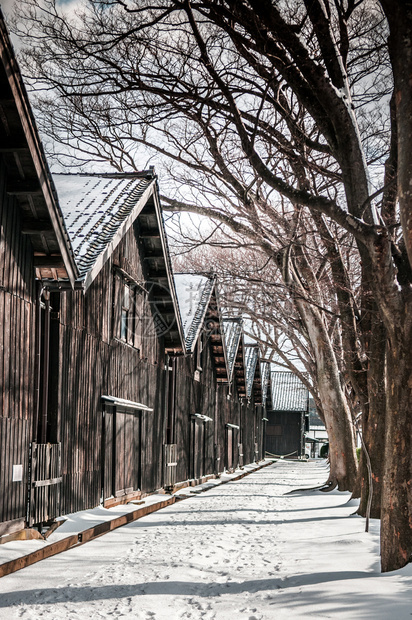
top-left (53, 171), bottom-right (184, 352)
top-left (245, 344), bottom-right (264, 404)
top-left (174, 273), bottom-right (230, 382)
top-left (174, 273), bottom-right (215, 352)
top-left (260, 361), bottom-right (272, 407)
top-left (0, 11), bottom-right (77, 285)
top-left (54, 174), bottom-right (154, 280)
top-left (53, 173), bottom-right (153, 284)
top-left (222, 318), bottom-right (242, 381)
top-left (245, 346), bottom-right (258, 397)
top-left (270, 371), bottom-right (309, 412)
top-left (222, 317), bottom-right (246, 397)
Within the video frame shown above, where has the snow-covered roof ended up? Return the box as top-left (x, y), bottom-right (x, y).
top-left (53, 172), bottom-right (184, 350)
top-left (222, 318), bottom-right (243, 381)
top-left (245, 346), bottom-right (259, 399)
top-left (174, 274), bottom-right (215, 352)
top-left (271, 371), bottom-right (309, 412)
top-left (53, 173), bottom-right (154, 284)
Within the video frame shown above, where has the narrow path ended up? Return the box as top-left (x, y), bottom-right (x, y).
top-left (0, 461), bottom-right (410, 620)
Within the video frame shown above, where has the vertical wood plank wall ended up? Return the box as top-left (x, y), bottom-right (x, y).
top-left (0, 158), bottom-right (36, 533)
top-left (56, 223), bottom-right (167, 516)
top-left (265, 410), bottom-right (303, 457)
top-left (0, 191), bottom-right (266, 533)
top-left (173, 332), bottom-right (261, 481)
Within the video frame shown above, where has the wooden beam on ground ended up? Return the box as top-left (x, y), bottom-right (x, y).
top-left (0, 497), bottom-right (175, 579)
top-left (0, 528), bottom-right (43, 545)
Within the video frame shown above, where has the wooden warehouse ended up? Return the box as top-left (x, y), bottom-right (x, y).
top-left (220, 319), bottom-right (264, 471)
top-left (173, 273), bottom-right (227, 485)
top-left (0, 13), bottom-right (79, 536)
top-left (244, 344), bottom-right (265, 464)
top-left (265, 371), bottom-right (309, 458)
top-left (0, 10), bottom-right (269, 540)
top-left (173, 282), bottom-right (265, 482)
top-left (49, 171), bottom-right (185, 515)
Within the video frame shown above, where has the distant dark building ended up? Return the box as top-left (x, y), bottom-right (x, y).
top-left (305, 397), bottom-right (328, 457)
top-left (265, 372), bottom-right (309, 458)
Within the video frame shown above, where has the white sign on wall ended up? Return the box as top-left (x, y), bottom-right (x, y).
top-left (12, 464), bottom-right (23, 482)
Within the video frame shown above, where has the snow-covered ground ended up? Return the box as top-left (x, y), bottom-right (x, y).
top-left (0, 460), bottom-right (411, 619)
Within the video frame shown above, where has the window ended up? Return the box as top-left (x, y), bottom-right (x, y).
top-left (121, 282), bottom-right (134, 343)
top-left (116, 272), bottom-right (144, 349)
top-left (196, 330), bottom-right (204, 372)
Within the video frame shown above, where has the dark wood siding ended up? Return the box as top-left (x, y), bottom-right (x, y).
top-left (172, 330), bottom-right (262, 482)
top-left (54, 225), bottom-right (167, 516)
top-left (0, 157), bottom-right (36, 533)
top-left (265, 410), bottom-right (303, 457)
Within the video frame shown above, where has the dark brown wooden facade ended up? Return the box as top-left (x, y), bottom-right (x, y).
top-left (51, 237), bottom-right (169, 513)
top-left (0, 12), bottom-right (78, 536)
top-left (0, 158), bottom-right (35, 534)
top-left (265, 410), bottom-right (305, 458)
top-left (171, 283), bottom-right (265, 485)
top-left (264, 372), bottom-right (309, 458)
top-left (0, 10), bottom-right (268, 540)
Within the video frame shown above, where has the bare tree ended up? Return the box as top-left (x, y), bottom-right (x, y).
top-left (14, 0), bottom-right (410, 571)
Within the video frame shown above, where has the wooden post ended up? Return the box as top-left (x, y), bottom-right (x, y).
top-left (101, 404), bottom-right (106, 504)
top-left (40, 290), bottom-right (50, 444)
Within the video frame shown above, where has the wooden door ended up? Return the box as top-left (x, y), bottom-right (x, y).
top-left (104, 408), bottom-right (141, 500)
top-left (28, 442), bottom-right (62, 526)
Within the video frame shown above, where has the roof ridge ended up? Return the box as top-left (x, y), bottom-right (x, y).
top-left (53, 170), bottom-right (155, 179)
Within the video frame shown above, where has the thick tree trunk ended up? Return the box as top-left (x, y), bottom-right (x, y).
top-left (381, 1), bottom-right (412, 268)
top-left (298, 302), bottom-right (358, 491)
top-left (380, 334), bottom-right (412, 572)
top-left (316, 361), bottom-right (357, 492)
top-left (377, 2), bottom-right (412, 571)
top-left (357, 317), bottom-right (386, 519)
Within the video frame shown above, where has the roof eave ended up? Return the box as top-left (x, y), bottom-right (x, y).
top-left (184, 276), bottom-right (216, 353)
top-left (152, 189), bottom-right (186, 353)
top-left (0, 12), bottom-right (78, 287)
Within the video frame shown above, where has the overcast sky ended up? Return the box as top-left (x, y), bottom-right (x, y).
top-left (1, 0), bottom-right (15, 17)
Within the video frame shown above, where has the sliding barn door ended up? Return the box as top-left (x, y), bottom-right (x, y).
top-left (103, 408), bottom-right (141, 500)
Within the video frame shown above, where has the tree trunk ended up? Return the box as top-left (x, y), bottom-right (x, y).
top-left (380, 331), bottom-right (412, 572)
top-left (298, 301), bottom-right (358, 491)
top-left (316, 360), bottom-right (358, 492)
top-left (381, 1), bottom-right (412, 268)
top-left (357, 317), bottom-right (386, 519)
